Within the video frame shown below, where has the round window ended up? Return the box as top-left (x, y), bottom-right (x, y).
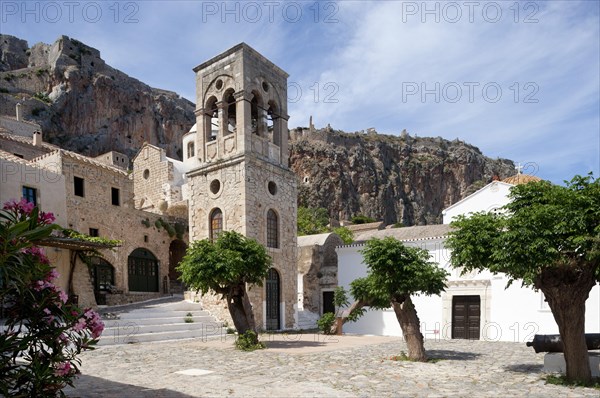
top-left (210, 179), bottom-right (221, 194)
top-left (143, 169), bottom-right (150, 179)
top-left (268, 181), bottom-right (277, 195)
top-left (262, 81), bottom-right (269, 92)
top-left (215, 79), bottom-right (223, 90)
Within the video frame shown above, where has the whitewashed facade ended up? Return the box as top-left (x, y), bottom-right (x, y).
top-left (337, 180), bottom-right (600, 342)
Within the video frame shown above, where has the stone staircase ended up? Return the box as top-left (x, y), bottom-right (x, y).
top-left (97, 297), bottom-right (227, 346)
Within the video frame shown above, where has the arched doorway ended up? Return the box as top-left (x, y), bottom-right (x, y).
top-left (128, 248), bottom-right (159, 292)
top-left (169, 239), bottom-right (187, 293)
top-left (89, 256), bottom-right (114, 305)
top-left (266, 268), bottom-right (281, 330)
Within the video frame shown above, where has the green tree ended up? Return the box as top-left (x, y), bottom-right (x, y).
top-left (446, 174), bottom-right (600, 383)
top-left (177, 231), bottom-right (272, 340)
top-left (297, 206), bottom-right (329, 235)
top-left (346, 237), bottom-right (448, 361)
top-left (332, 226), bottom-right (354, 244)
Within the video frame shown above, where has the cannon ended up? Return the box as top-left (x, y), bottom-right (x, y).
top-left (526, 334), bottom-right (600, 353)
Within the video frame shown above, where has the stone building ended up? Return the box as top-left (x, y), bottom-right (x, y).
top-left (297, 233), bottom-right (343, 329)
top-left (185, 43), bottom-right (298, 330)
top-left (0, 111), bottom-right (188, 308)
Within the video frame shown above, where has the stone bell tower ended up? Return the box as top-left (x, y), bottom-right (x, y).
top-left (186, 43), bottom-right (297, 330)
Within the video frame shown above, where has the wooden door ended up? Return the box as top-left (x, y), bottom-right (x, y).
top-left (452, 295), bottom-right (481, 340)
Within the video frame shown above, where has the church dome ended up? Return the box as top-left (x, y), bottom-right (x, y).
top-left (502, 174), bottom-right (542, 185)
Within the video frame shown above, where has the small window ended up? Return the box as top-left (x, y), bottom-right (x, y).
top-left (267, 209), bottom-right (279, 248)
top-left (111, 187), bottom-right (120, 206)
top-left (89, 228), bottom-right (99, 237)
top-left (187, 142), bottom-right (195, 158)
top-left (74, 176), bottom-right (85, 197)
top-left (22, 186), bottom-right (37, 206)
top-left (144, 235), bottom-right (148, 243)
top-left (210, 208), bottom-right (223, 241)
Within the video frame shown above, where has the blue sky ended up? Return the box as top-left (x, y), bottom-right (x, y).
top-left (2, 0), bottom-right (598, 184)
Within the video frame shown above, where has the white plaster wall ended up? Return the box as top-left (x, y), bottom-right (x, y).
top-left (0, 157), bottom-right (68, 226)
top-left (442, 182), bottom-right (512, 224)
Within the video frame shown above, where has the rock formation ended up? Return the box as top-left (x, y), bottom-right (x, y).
top-left (289, 127), bottom-right (514, 225)
top-left (0, 34), bottom-right (194, 158)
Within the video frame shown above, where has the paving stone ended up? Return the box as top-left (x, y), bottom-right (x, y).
top-left (64, 334), bottom-right (600, 397)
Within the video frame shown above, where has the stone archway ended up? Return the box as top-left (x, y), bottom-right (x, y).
top-left (128, 248), bottom-right (159, 292)
top-left (169, 239), bottom-right (187, 293)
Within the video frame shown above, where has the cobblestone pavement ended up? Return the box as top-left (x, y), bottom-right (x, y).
top-left (65, 334), bottom-right (599, 398)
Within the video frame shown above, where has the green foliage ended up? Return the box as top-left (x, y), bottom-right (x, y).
top-left (33, 92), bottom-right (52, 104)
top-left (316, 312), bottom-right (336, 334)
top-left (62, 229), bottom-right (121, 247)
top-left (297, 206), bottom-right (329, 235)
top-left (35, 69), bottom-right (48, 77)
top-left (544, 375), bottom-right (600, 389)
top-left (226, 327), bottom-right (237, 334)
top-left (392, 223), bottom-right (405, 228)
top-left (351, 214), bottom-right (376, 224)
top-left (0, 88), bottom-right (8, 93)
top-left (355, 237), bottom-right (449, 306)
top-left (388, 351), bottom-right (442, 363)
top-left (446, 174), bottom-right (600, 287)
top-left (177, 230), bottom-right (271, 296)
top-left (333, 226), bottom-right (354, 244)
top-left (184, 313), bottom-right (194, 323)
top-left (234, 330), bottom-right (266, 351)
top-left (141, 218), bottom-right (150, 228)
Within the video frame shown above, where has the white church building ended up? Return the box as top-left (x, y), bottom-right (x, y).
top-left (336, 176), bottom-right (600, 342)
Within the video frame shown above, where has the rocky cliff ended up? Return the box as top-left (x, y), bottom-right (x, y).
top-left (1, 34), bottom-right (515, 225)
top-left (0, 34), bottom-right (194, 158)
top-left (290, 127), bottom-right (514, 225)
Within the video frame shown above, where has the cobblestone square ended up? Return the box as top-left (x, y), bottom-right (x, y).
top-left (65, 334), bottom-right (599, 397)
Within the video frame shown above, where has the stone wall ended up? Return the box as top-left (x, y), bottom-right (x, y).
top-left (133, 144), bottom-right (174, 214)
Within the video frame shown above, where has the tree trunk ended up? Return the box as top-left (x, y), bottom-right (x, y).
top-left (392, 295), bottom-right (427, 362)
top-left (331, 299), bottom-right (368, 334)
top-left (539, 265), bottom-right (596, 383)
top-left (226, 284), bottom-right (257, 342)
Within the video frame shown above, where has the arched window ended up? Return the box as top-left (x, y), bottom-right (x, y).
top-left (267, 100), bottom-right (280, 146)
top-left (205, 96), bottom-right (218, 142)
top-left (187, 141), bottom-right (195, 158)
top-left (250, 91), bottom-right (264, 136)
top-left (210, 208), bottom-right (223, 241)
top-left (267, 209), bottom-right (278, 248)
top-left (224, 89), bottom-right (236, 135)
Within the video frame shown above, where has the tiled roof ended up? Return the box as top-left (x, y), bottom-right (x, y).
top-left (353, 224), bottom-right (452, 244)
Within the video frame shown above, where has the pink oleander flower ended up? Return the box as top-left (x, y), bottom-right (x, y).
top-left (43, 308), bottom-right (51, 315)
top-left (72, 318), bottom-right (87, 332)
top-left (39, 211), bottom-right (55, 225)
top-left (47, 269), bottom-right (60, 281)
top-left (54, 362), bottom-right (72, 377)
top-left (58, 291), bottom-right (68, 304)
top-left (22, 246), bottom-right (50, 264)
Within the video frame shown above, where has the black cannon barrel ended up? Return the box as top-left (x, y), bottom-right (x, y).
top-left (526, 334), bottom-right (600, 353)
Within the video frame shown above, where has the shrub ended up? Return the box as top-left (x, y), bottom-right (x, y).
top-left (351, 214), bottom-right (376, 224)
top-left (0, 199), bottom-right (104, 396)
top-left (317, 312), bottom-right (336, 334)
top-left (234, 330), bottom-right (265, 351)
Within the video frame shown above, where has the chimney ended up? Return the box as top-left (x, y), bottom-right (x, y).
top-left (33, 131), bottom-right (43, 146)
top-left (16, 103), bottom-right (22, 121)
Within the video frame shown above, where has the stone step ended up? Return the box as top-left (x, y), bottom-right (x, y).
top-left (106, 309), bottom-right (212, 320)
top-left (97, 326), bottom-right (229, 346)
top-left (103, 320), bottom-right (224, 334)
top-left (103, 315), bottom-right (217, 327)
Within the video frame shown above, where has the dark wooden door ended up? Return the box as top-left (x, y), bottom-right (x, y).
top-left (266, 268), bottom-right (280, 330)
top-left (128, 249), bottom-right (159, 292)
top-left (452, 295), bottom-right (481, 340)
top-left (322, 291), bottom-right (335, 314)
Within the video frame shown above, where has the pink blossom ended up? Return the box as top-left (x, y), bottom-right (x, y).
top-left (17, 198), bottom-right (34, 214)
top-left (39, 211), bottom-right (55, 225)
top-left (73, 318), bottom-right (87, 332)
top-left (47, 269), bottom-right (60, 281)
top-left (54, 362), bottom-right (72, 377)
top-left (43, 308), bottom-right (51, 315)
top-left (58, 291), bottom-right (68, 304)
